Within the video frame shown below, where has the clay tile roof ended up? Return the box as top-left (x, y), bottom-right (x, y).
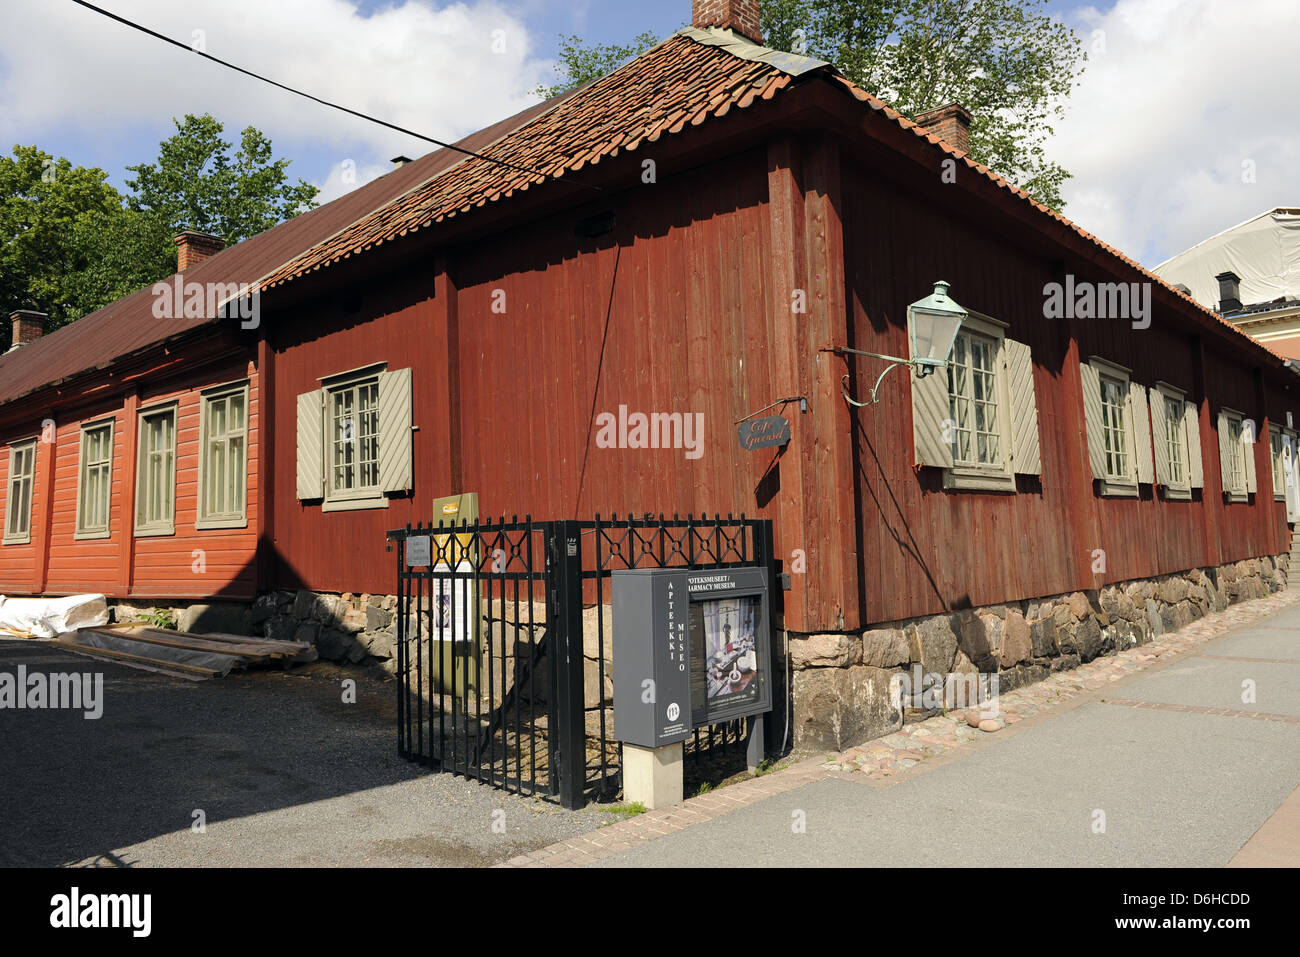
top-left (260, 31), bottom-right (787, 290)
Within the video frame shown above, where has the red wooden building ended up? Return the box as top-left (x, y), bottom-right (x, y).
top-left (2, 0), bottom-right (1297, 640)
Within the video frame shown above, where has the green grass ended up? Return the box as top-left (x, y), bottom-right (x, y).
top-left (693, 781), bottom-right (714, 797)
top-left (598, 801), bottom-right (647, 822)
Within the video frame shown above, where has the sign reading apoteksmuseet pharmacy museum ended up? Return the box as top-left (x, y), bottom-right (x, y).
top-left (612, 567), bottom-right (773, 748)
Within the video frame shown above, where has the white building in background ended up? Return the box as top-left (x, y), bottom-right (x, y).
top-left (1154, 208), bottom-right (1300, 360)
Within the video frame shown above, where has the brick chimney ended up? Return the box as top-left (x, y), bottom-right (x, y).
top-left (692, 0), bottom-right (762, 44)
top-left (173, 231), bottom-right (225, 272)
top-left (9, 309), bottom-right (46, 350)
top-left (916, 104), bottom-right (973, 155)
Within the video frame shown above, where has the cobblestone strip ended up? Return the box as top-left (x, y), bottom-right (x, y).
top-left (498, 588), bottom-right (1300, 867)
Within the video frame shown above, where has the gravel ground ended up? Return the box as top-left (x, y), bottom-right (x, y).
top-left (0, 639), bottom-right (604, 867)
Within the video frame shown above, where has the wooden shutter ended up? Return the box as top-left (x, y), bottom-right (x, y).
top-left (1130, 384), bottom-right (1154, 484)
top-left (1245, 422), bottom-right (1257, 494)
top-left (1185, 401), bottom-right (1203, 489)
top-left (912, 367), bottom-right (954, 469)
top-left (1149, 388), bottom-right (1169, 485)
top-left (378, 368), bottom-right (413, 494)
top-left (1217, 410), bottom-right (1231, 491)
top-left (1079, 362), bottom-right (1107, 480)
top-left (296, 389), bottom-right (324, 500)
top-left (1005, 339), bottom-right (1041, 475)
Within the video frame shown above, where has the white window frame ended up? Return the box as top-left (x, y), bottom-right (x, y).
top-left (943, 312), bottom-right (1015, 492)
top-left (1089, 358), bottom-right (1139, 497)
top-left (74, 418), bottom-right (115, 540)
top-left (1222, 408), bottom-right (1249, 503)
top-left (197, 380), bottom-right (250, 530)
top-left (135, 402), bottom-right (178, 537)
top-left (321, 363), bottom-right (387, 513)
top-left (3, 438), bottom-right (38, 545)
top-left (1154, 382), bottom-right (1191, 501)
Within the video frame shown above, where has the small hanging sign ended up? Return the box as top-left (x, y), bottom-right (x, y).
top-left (405, 535), bottom-right (432, 567)
top-left (736, 415), bottom-right (791, 451)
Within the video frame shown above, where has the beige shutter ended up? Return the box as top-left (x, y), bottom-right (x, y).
top-left (378, 367), bottom-right (413, 494)
top-left (1079, 362), bottom-right (1107, 480)
top-left (1149, 388), bottom-right (1169, 485)
top-left (1245, 422), bottom-right (1257, 494)
top-left (1185, 400), bottom-right (1203, 488)
top-left (1004, 339), bottom-right (1041, 475)
top-left (1216, 410), bottom-right (1231, 491)
top-left (1129, 384), bottom-right (1154, 484)
top-left (912, 367), bottom-right (954, 469)
top-left (297, 389), bottom-right (324, 500)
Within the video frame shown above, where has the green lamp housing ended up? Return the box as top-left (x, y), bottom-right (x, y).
top-left (908, 280), bottom-right (967, 377)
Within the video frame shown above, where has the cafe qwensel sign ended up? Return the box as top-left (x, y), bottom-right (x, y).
top-left (736, 415), bottom-right (791, 451)
top-left (611, 567), bottom-right (773, 748)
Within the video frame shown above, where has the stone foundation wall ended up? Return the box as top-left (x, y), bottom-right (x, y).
top-left (789, 554), bottom-right (1290, 751)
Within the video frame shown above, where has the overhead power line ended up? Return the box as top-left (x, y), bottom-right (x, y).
top-left (68, 0), bottom-right (599, 191)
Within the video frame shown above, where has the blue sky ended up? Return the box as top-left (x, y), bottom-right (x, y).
top-left (2, 1), bottom-right (1295, 268)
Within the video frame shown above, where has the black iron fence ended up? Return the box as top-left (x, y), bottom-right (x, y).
top-left (387, 513), bottom-right (780, 809)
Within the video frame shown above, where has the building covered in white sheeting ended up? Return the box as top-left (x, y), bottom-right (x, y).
top-left (1155, 208), bottom-right (1300, 359)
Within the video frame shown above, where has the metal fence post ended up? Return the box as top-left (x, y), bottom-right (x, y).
top-left (550, 520), bottom-right (587, 809)
top-left (754, 519), bottom-right (783, 759)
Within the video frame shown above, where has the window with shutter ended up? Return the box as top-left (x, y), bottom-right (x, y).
top-left (1151, 383), bottom-right (1191, 500)
top-left (920, 310), bottom-right (1034, 492)
top-left (1270, 425), bottom-right (1285, 501)
top-left (1219, 408), bottom-right (1249, 503)
top-left (306, 363), bottom-right (414, 512)
top-left (1082, 357), bottom-right (1148, 497)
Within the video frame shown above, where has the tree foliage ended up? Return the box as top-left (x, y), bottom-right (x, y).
top-left (126, 114), bottom-right (318, 246)
top-left (532, 31), bottom-right (661, 100)
top-left (763, 0), bottom-right (1086, 209)
top-left (1, 114), bottom-right (318, 331)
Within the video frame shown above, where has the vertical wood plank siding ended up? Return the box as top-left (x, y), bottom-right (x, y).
top-left (0, 353), bottom-right (259, 599)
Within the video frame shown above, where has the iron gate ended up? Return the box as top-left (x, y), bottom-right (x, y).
top-left (387, 514), bottom-right (780, 809)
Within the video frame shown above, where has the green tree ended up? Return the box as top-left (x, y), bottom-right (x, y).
top-left (0, 145), bottom-right (136, 328)
top-left (532, 31), bottom-right (661, 99)
top-left (2, 116), bottom-right (319, 330)
top-left (126, 113), bottom-right (319, 245)
top-left (763, 0), bottom-right (1085, 209)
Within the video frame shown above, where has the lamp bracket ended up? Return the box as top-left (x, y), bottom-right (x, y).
top-left (822, 345), bottom-right (935, 408)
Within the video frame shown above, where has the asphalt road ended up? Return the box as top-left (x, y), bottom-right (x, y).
top-left (0, 639), bottom-right (603, 867)
top-left (592, 607), bottom-right (1300, 867)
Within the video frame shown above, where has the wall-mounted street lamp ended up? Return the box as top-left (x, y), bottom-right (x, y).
top-left (826, 281), bottom-right (968, 408)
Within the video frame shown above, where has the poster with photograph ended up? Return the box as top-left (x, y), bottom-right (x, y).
top-left (689, 594), bottom-right (762, 723)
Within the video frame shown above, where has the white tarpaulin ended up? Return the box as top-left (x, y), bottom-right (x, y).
top-left (1154, 208), bottom-right (1300, 311)
top-left (0, 594), bottom-right (110, 638)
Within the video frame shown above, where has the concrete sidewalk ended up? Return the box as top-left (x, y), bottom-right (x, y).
top-left (506, 592), bottom-right (1300, 868)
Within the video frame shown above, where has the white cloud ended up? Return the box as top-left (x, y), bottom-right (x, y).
top-left (1051, 0), bottom-right (1300, 266)
top-left (314, 157), bottom-right (393, 205)
top-left (0, 0), bottom-right (551, 193)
